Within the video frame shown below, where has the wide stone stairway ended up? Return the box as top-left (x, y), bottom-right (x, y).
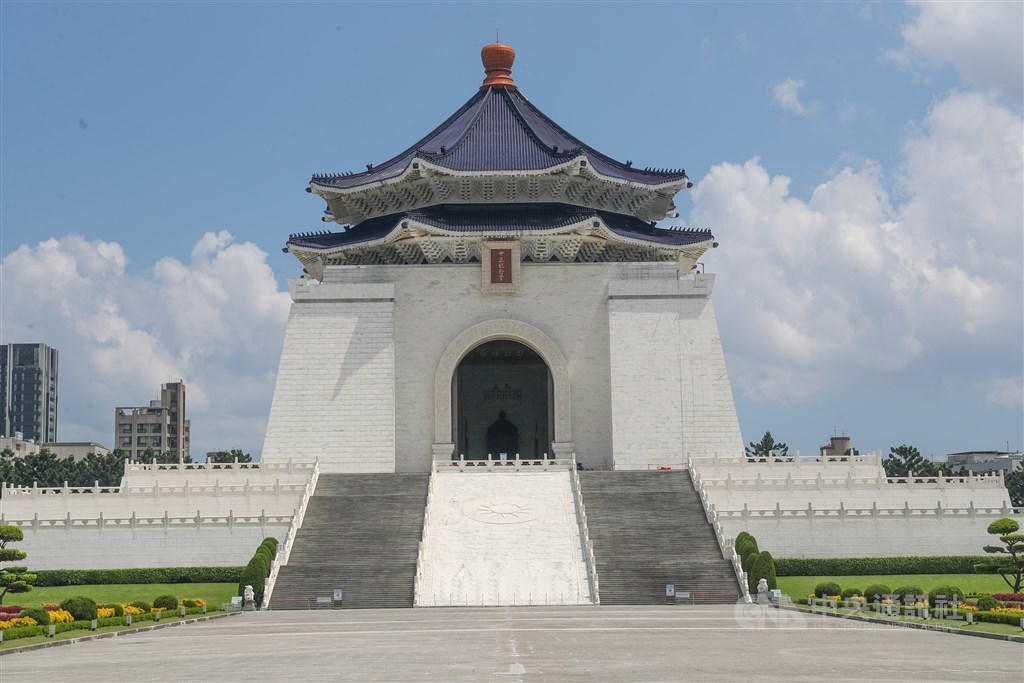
top-left (270, 473), bottom-right (428, 609)
top-left (579, 470), bottom-right (741, 605)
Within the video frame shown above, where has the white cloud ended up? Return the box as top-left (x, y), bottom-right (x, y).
top-left (984, 377), bottom-right (1024, 407)
top-left (888, 0), bottom-right (1024, 103)
top-left (772, 78), bottom-right (809, 116)
top-left (1, 232), bottom-right (291, 458)
top-left (692, 91), bottom-right (1023, 404)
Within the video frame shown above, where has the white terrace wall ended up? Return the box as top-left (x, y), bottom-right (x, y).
top-left (0, 462), bottom-right (313, 569)
top-left (689, 457), bottom-right (1018, 557)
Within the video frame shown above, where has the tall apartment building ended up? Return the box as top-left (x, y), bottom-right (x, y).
top-left (114, 380), bottom-right (190, 462)
top-left (0, 343), bottom-right (59, 443)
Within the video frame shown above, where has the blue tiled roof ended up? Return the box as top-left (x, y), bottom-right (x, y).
top-left (287, 204), bottom-right (712, 250)
top-left (310, 88), bottom-right (687, 190)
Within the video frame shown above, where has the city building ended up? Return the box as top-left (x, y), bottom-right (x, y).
top-left (0, 434), bottom-right (42, 457)
top-left (0, 343), bottom-right (59, 443)
top-left (819, 435), bottom-right (854, 457)
top-left (41, 442), bottom-right (111, 462)
top-left (947, 450), bottom-right (1023, 474)
top-left (114, 381), bottom-right (190, 461)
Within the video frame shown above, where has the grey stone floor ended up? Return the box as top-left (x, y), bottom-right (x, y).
top-left (2, 605), bottom-right (1022, 682)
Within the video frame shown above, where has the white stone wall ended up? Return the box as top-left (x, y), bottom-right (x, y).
top-left (263, 262), bottom-right (742, 472)
top-left (416, 471), bottom-right (591, 606)
top-left (608, 275), bottom-right (744, 468)
top-left (15, 526), bottom-right (288, 570)
top-left (718, 512), bottom-right (1023, 558)
top-left (262, 279), bottom-right (396, 472)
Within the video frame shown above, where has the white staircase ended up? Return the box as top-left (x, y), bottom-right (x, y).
top-left (415, 468), bottom-right (594, 606)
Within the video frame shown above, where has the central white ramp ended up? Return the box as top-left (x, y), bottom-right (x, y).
top-left (415, 470), bottom-right (593, 606)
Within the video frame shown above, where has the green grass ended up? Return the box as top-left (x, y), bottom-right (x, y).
top-left (4, 583), bottom-right (237, 608)
top-left (777, 574), bottom-right (1012, 597)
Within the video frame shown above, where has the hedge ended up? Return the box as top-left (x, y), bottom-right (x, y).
top-left (0, 607), bottom-right (210, 641)
top-left (775, 556), bottom-right (990, 576)
top-left (33, 566), bottom-right (244, 587)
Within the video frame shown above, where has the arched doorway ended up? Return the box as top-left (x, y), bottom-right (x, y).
top-left (432, 319), bottom-right (573, 461)
top-left (454, 340), bottom-right (550, 459)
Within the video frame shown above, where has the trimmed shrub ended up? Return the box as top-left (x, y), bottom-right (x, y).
top-left (862, 584), bottom-right (892, 602)
top-left (748, 551), bottom-right (777, 593)
top-left (153, 594), bottom-right (179, 611)
top-left (182, 599), bottom-right (198, 608)
top-left (975, 595), bottom-right (998, 611)
top-left (840, 587), bottom-right (862, 599)
top-left (734, 532), bottom-right (752, 554)
top-left (813, 582), bottom-right (841, 598)
top-left (111, 603), bottom-right (124, 617)
top-left (737, 537), bottom-right (758, 559)
top-left (774, 556), bottom-right (989, 577)
top-left (891, 585), bottom-right (924, 602)
top-left (927, 585), bottom-right (964, 608)
top-left (742, 550), bottom-right (758, 573)
top-left (32, 566), bottom-right (244, 587)
top-left (975, 611), bottom-right (1024, 626)
top-left (18, 607), bottom-right (50, 625)
top-left (59, 596), bottom-right (98, 621)
top-left (130, 601), bottom-right (152, 613)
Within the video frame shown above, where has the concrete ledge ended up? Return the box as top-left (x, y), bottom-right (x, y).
top-left (0, 611), bottom-right (242, 656)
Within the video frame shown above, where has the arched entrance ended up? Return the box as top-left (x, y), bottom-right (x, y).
top-left (454, 340), bottom-right (550, 459)
top-left (432, 320), bottom-right (573, 460)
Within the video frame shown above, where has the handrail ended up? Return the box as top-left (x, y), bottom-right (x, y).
top-left (413, 464), bottom-right (437, 606)
top-left (0, 510), bottom-right (293, 530)
top-left (569, 454), bottom-right (600, 605)
top-left (261, 460), bottom-right (319, 609)
top-left (691, 469), bottom-right (751, 603)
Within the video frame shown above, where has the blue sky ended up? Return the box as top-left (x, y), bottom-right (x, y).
top-left (2, 1), bottom-right (1021, 460)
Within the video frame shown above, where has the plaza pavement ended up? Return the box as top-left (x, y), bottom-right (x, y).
top-left (2, 605), bottom-right (1022, 682)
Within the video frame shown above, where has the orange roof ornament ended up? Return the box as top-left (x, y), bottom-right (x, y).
top-left (480, 42), bottom-right (517, 90)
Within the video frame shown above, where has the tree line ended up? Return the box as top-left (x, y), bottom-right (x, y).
top-left (0, 448), bottom-right (252, 489)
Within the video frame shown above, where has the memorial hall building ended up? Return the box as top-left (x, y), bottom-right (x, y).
top-left (261, 42), bottom-right (742, 474)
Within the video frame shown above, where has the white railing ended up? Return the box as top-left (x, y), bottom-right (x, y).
top-left (718, 501), bottom-right (1021, 521)
top-left (262, 461), bottom-right (320, 609)
top-left (2, 480), bottom-right (311, 499)
top-left (691, 470), bottom-right (751, 603)
top-left (687, 452), bottom-right (884, 467)
top-left (413, 465), bottom-right (438, 606)
top-left (2, 509), bottom-right (293, 531)
top-left (434, 453), bottom-right (575, 473)
top-left (692, 470), bottom-right (1005, 492)
top-left (123, 459), bottom-right (317, 474)
top-left (568, 454), bottom-right (600, 605)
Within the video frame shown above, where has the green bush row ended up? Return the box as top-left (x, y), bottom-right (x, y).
top-left (775, 556), bottom-right (990, 576)
top-left (33, 566), bottom-right (244, 587)
top-left (1, 607), bottom-right (209, 641)
top-left (735, 532), bottom-right (777, 593)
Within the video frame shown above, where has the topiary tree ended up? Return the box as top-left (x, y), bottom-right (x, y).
top-left (840, 587), bottom-right (862, 599)
top-left (813, 581), bottom-right (841, 598)
top-left (0, 525), bottom-right (35, 604)
top-left (60, 596), bottom-right (98, 621)
top-left (974, 517), bottom-right (1024, 593)
top-left (891, 585), bottom-right (924, 602)
top-left (862, 583), bottom-right (892, 603)
top-left (18, 606), bottom-right (50, 625)
top-left (153, 594), bottom-right (178, 611)
top-left (131, 600), bottom-right (151, 613)
top-left (734, 532), bottom-right (752, 554)
top-left (927, 584), bottom-right (964, 608)
top-left (753, 551), bottom-right (776, 591)
top-left (975, 595), bottom-right (998, 611)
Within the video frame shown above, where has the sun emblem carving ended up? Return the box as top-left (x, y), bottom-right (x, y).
top-left (462, 496), bottom-right (544, 524)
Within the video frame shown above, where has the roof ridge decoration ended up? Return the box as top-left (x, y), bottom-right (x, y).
top-left (480, 42), bottom-right (517, 90)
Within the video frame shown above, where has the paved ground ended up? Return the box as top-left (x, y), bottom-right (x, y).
top-left (2, 605), bottom-right (1021, 682)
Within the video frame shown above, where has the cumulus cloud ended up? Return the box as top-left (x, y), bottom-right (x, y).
top-left (772, 79), bottom-right (809, 116)
top-left (1, 233), bottom-right (290, 458)
top-left (888, 0), bottom-right (1024, 103)
top-left (692, 91), bottom-right (1023, 404)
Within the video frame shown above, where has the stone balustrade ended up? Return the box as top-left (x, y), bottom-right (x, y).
top-left (694, 471), bottom-right (1005, 491)
top-left (434, 454), bottom-right (575, 473)
top-left (2, 509), bottom-right (293, 532)
top-left (262, 461), bottom-right (320, 608)
top-left (714, 501), bottom-right (1018, 520)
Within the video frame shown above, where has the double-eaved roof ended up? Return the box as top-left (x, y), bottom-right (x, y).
top-left (288, 43), bottom-right (715, 276)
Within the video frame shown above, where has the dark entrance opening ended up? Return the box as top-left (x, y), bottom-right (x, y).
top-left (453, 340), bottom-right (551, 460)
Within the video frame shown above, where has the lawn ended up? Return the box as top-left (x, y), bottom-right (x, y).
top-left (4, 583), bottom-right (238, 608)
top-left (777, 574), bottom-right (1012, 598)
